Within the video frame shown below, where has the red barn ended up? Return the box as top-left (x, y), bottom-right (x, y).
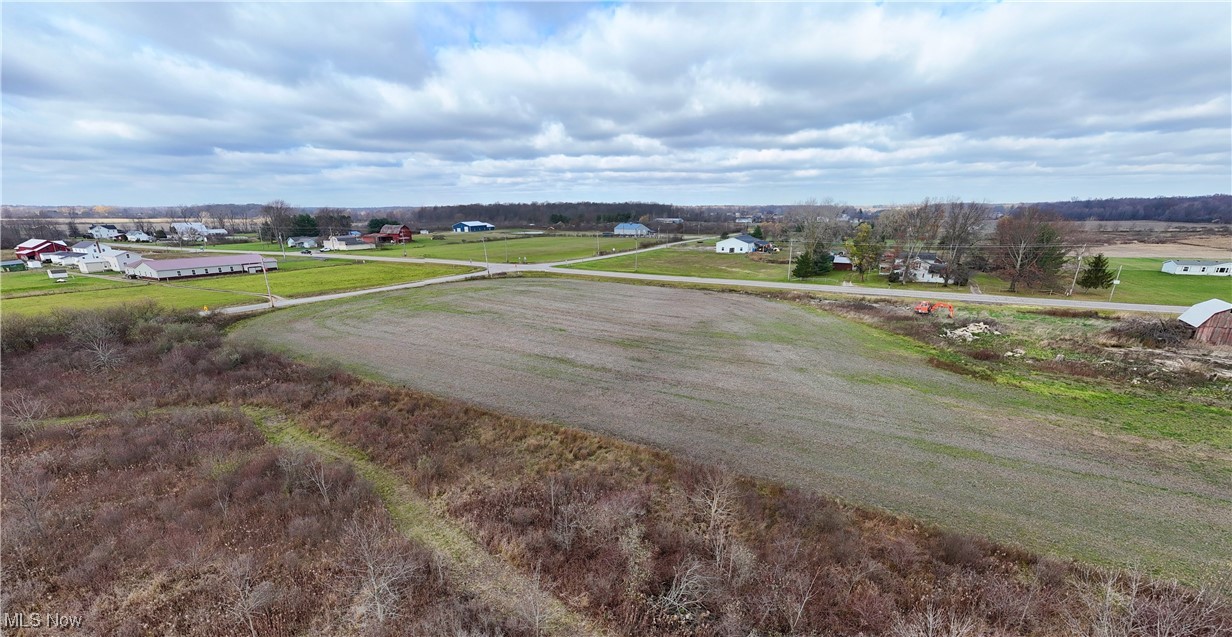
top-left (362, 224), bottom-right (414, 244)
top-left (14, 239), bottom-right (69, 262)
top-left (1179, 299), bottom-right (1232, 346)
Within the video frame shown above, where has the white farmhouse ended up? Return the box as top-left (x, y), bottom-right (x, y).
top-left (323, 236), bottom-right (374, 251)
top-left (1161, 259), bottom-right (1232, 276)
top-left (88, 224), bottom-right (126, 239)
top-left (125, 230), bottom-right (154, 242)
top-left (171, 222), bottom-right (228, 238)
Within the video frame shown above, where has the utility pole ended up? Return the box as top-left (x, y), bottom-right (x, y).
top-left (634, 236), bottom-right (640, 271)
top-left (786, 238), bottom-right (794, 280)
top-left (1067, 244), bottom-right (1086, 296)
top-left (260, 259), bottom-right (274, 308)
top-left (1108, 265), bottom-right (1123, 301)
top-left (504, 236), bottom-right (509, 263)
top-left (481, 236), bottom-right (490, 277)
top-left (596, 232), bottom-right (600, 256)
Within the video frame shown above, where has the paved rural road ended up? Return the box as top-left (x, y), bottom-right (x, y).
top-left (193, 238), bottom-right (1190, 315)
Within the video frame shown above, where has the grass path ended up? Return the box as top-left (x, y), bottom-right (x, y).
top-left (247, 408), bottom-right (612, 637)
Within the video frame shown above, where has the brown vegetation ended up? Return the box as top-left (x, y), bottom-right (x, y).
top-left (4, 304), bottom-right (1229, 635)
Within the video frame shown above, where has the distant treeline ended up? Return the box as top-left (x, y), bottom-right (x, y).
top-left (1027, 194), bottom-right (1230, 223)
top-left (413, 201), bottom-right (678, 226)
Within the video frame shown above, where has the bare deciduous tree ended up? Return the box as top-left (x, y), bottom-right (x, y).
top-left (225, 554), bottom-right (278, 637)
top-left (659, 557), bottom-right (713, 617)
top-left (69, 315), bottom-right (124, 371)
top-left (2, 392), bottom-right (49, 447)
top-left (346, 516), bottom-right (421, 624)
top-left (882, 199), bottom-right (946, 284)
top-left (937, 199), bottom-right (988, 286)
top-left (3, 462), bottom-right (53, 534)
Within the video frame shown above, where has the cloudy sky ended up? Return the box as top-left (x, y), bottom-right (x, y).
top-left (3, 2), bottom-right (1229, 207)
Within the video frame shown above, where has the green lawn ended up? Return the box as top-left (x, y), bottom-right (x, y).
top-left (169, 261), bottom-right (477, 298)
top-left (573, 244), bottom-right (1228, 306)
top-left (2, 283), bottom-right (254, 315)
top-left (371, 233), bottom-right (644, 263)
top-left (0, 261), bottom-right (479, 315)
top-left (0, 270), bottom-right (133, 298)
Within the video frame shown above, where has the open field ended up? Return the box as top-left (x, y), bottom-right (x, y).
top-left (171, 260), bottom-right (476, 298)
top-left (1, 269), bottom-right (134, 297)
top-left (235, 278), bottom-right (1232, 581)
top-left (571, 241), bottom-right (1228, 306)
top-left (156, 233), bottom-right (652, 263)
top-left (0, 259), bottom-right (475, 315)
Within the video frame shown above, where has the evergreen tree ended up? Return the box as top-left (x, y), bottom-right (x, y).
top-left (792, 251), bottom-right (814, 279)
top-left (812, 250), bottom-right (834, 275)
top-left (750, 225), bottom-right (764, 239)
top-left (1077, 253), bottom-right (1115, 290)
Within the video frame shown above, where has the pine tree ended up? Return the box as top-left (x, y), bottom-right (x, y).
top-left (750, 225), bottom-right (764, 239)
top-left (1077, 253), bottom-right (1115, 291)
top-left (792, 251), bottom-right (814, 279)
top-left (812, 250), bottom-right (834, 275)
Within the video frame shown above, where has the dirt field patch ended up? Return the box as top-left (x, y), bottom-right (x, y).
top-left (235, 279), bottom-right (1231, 580)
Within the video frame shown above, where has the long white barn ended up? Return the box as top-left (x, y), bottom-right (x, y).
top-left (1161, 259), bottom-right (1231, 276)
top-left (125, 253), bottom-right (277, 280)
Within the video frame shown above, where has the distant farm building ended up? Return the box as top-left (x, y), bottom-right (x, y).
top-left (323, 236), bottom-right (374, 251)
top-left (88, 224), bottom-right (126, 240)
top-left (125, 230), bottom-right (154, 242)
top-left (715, 234), bottom-right (772, 254)
top-left (125, 254), bottom-right (277, 281)
top-left (654, 217), bottom-right (684, 224)
top-left (1161, 259), bottom-right (1231, 276)
top-left (1179, 299), bottom-right (1232, 346)
top-left (47, 268), bottom-right (70, 281)
top-left (14, 239), bottom-right (69, 262)
top-left (170, 222), bottom-right (228, 238)
top-left (287, 236), bottom-right (319, 249)
top-left (832, 255), bottom-right (853, 271)
top-left (452, 221), bottom-right (495, 233)
top-left (613, 222), bottom-right (653, 237)
top-left (78, 259), bottom-right (108, 274)
top-left (1, 260), bottom-right (27, 272)
top-left (363, 224), bottom-right (415, 244)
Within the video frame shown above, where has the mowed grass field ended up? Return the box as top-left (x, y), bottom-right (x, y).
top-left (174, 232), bottom-right (649, 263)
top-left (234, 278), bottom-right (1231, 581)
top-left (0, 259), bottom-right (477, 315)
top-left (573, 242), bottom-right (1227, 305)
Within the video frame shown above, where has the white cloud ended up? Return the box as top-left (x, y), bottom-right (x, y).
top-left (2, 2), bottom-right (1228, 205)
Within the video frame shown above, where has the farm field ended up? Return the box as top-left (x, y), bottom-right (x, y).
top-left (1, 269), bottom-right (134, 297)
top-left (170, 260), bottom-right (476, 298)
top-left (235, 278), bottom-right (1231, 581)
top-left (572, 242), bottom-right (1227, 306)
top-left (0, 259), bottom-right (476, 315)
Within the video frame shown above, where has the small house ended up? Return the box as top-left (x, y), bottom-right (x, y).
top-left (1178, 299), bottom-right (1232, 346)
top-left (287, 236), bottom-right (320, 249)
top-left (452, 221), bottom-right (495, 233)
top-left (88, 224), bottom-right (126, 240)
top-left (879, 253), bottom-right (947, 284)
top-left (832, 255), bottom-right (853, 271)
top-left (1161, 260), bottom-right (1232, 276)
top-left (613, 222), bottom-right (653, 237)
top-left (715, 234), bottom-right (772, 254)
top-left (323, 236), bottom-right (374, 251)
top-left (1, 260), bottom-right (27, 272)
top-left (125, 230), bottom-right (154, 242)
top-left (14, 239), bottom-right (70, 262)
top-left (103, 251), bottom-right (142, 272)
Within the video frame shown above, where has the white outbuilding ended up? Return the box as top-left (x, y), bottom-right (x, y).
top-left (1161, 259), bottom-right (1232, 276)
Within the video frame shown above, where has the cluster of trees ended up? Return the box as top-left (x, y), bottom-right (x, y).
top-left (256, 200), bottom-right (353, 242)
top-left (778, 198), bottom-right (1076, 293)
top-left (1035, 194), bottom-right (1231, 223)
top-left (414, 201), bottom-right (678, 228)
